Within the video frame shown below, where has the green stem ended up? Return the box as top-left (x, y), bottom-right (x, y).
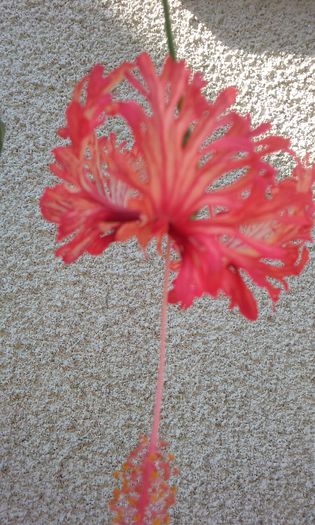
top-left (0, 118), bottom-right (5, 155)
top-left (162, 0), bottom-right (176, 60)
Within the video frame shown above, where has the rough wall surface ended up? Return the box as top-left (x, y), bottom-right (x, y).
top-left (0, 1), bottom-right (314, 524)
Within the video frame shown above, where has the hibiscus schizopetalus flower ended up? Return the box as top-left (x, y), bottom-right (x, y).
top-left (40, 52), bottom-right (314, 321)
top-left (40, 53), bottom-right (314, 523)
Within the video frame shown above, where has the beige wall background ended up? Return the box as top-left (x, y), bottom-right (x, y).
top-left (1, 1), bottom-right (314, 523)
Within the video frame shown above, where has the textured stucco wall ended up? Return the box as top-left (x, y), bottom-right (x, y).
top-left (0, 1), bottom-right (314, 524)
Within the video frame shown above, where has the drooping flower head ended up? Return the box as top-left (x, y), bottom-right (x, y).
top-left (40, 53), bottom-right (314, 320)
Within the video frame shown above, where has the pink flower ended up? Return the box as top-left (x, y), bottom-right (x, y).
top-left (40, 53), bottom-right (314, 320)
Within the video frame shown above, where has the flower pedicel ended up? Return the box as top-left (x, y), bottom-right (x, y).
top-left (40, 11), bottom-right (314, 525)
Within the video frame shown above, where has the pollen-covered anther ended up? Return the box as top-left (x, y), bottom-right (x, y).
top-left (110, 436), bottom-right (177, 524)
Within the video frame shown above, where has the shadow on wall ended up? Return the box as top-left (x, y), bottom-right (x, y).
top-left (181, 0), bottom-right (315, 56)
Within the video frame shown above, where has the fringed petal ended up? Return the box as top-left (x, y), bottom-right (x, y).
top-left (41, 52), bottom-right (314, 317)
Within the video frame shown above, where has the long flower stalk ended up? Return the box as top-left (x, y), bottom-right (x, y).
top-left (149, 237), bottom-right (171, 451)
top-left (161, 0), bottom-right (176, 60)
